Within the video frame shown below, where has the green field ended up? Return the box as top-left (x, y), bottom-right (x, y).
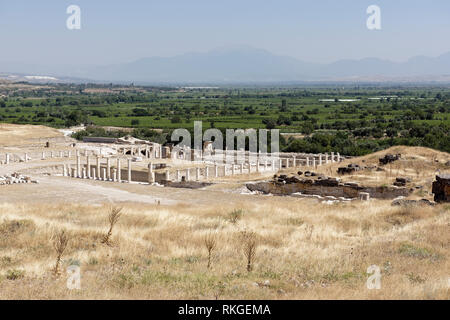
top-left (1, 84), bottom-right (449, 155)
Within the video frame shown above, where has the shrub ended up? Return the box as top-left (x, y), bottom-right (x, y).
top-left (228, 209), bottom-right (243, 224)
top-left (101, 206), bottom-right (123, 246)
top-left (204, 232), bottom-right (217, 269)
top-left (239, 231), bottom-right (258, 272)
top-left (52, 229), bottom-right (70, 275)
top-left (6, 269), bottom-right (25, 280)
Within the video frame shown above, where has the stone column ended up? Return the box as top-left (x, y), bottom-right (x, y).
top-left (63, 165), bottom-right (67, 177)
top-left (92, 167), bottom-right (96, 180)
top-left (279, 159), bottom-right (283, 170)
top-left (24, 153), bottom-right (28, 162)
top-left (331, 152), bottom-right (335, 163)
top-left (319, 154), bottom-right (323, 166)
top-left (127, 159), bottom-right (132, 183)
top-left (306, 157), bottom-right (310, 167)
top-left (82, 168), bottom-right (87, 179)
top-left (186, 169), bottom-right (190, 181)
top-left (240, 163), bottom-right (244, 174)
top-left (272, 160), bottom-right (275, 171)
top-left (86, 156), bottom-right (91, 179)
top-left (148, 163), bottom-right (154, 184)
top-left (113, 169), bottom-right (117, 182)
top-left (68, 150), bottom-right (72, 158)
top-left (76, 154), bottom-right (81, 178)
top-left (102, 168), bottom-right (107, 181)
top-left (117, 159), bottom-right (121, 182)
top-left (5, 153), bottom-right (9, 164)
top-left (50, 151), bottom-right (54, 158)
top-left (165, 170), bottom-right (170, 181)
top-left (196, 167), bottom-right (200, 181)
top-left (42, 152), bottom-right (46, 160)
top-left (214, 164), bottom-right (218, 178)
top-left (232, 164), bottom-right (236, 175)
top-left (159, 145), bottom-right (163, 159)
top-left (96, 156), bottom-right (101, 179)
top-left (205, 166), bottom-right (209, 179)
top-left (176, 170), bottom-right (180, 181)
top-left (256, 160), bottom-right (260, 173)
top-left (313, 157), bottom-right (316, 168)
top-left (107, 158), bottom-right (111, 181)
top-left (337, 152), bottom-right (341, 162)
top-left (325, 153), bottom-right (329, 164)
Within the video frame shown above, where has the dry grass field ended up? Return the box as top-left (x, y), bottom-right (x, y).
top-left (0, 199), bottom-right (448, 299)
top-left (0, 123), bottom-right (63, 147)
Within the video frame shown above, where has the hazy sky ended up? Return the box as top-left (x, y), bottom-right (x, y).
top-left (0, 0), bottom-right (449, 66)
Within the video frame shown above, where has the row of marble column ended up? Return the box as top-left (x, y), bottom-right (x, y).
top-left (63, 155), bottom-right (133, 183)
top-left (167, 152), bottom-right (340, 182)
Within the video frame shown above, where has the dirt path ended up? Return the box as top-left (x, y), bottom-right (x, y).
top-left (0, 159), bottom-right (279, 206)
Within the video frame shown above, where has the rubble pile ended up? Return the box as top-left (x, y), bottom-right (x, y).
top-left (247, 174), bottom-right (411, 200)
top-left (379, 153), bottom-right (401, 165)
top-left (337, 163), bottom-right (362, 175)
top-left (0, 172), bottom-right (38, 185)
top-left (393, 177), bottom-right (412, 187)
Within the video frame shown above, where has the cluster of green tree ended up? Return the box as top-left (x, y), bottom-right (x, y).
top-left (283, 123), bottom-right (449, 156)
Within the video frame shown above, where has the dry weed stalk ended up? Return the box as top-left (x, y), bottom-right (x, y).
top-left (305, 225), bottom-right (314, 240)
top-left (101, 206), bottom-right (123, 245)
top-left (204, 232), bottom-right (217, 269)
top-left (240, 231), bottom-right (258, 272)
top-left (52, 229), bottom-right (69, 275)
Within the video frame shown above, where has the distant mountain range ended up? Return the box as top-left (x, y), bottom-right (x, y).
top-left (2, 46), bottom-right (450, 84)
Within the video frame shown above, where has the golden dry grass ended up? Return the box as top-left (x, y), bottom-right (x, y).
top-left (0, 123), bottom-right (63, 147)
top-left (0, 199), bottom-right (448, 300)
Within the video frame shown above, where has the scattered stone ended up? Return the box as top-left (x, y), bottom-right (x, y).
top-left (393, 177), bottom-right (411, 187)
top-left (316, 177), bottom-right (340, 186)
top-left (247, 175), bottom-right (411, 200)
top-left (284, 176), bottom-right (301, 184)
top-left (0, 172), bottom-right (34, 185)
top-left (254, 280), bottom-right (270, 288)
top-left (337, 163), bottom-right (361, 175)
top-left (391, 198), bottom-right (435, 206)
top-left (379, 153), bottom-right (401, 165)
top-left (432, 174), bottom-right (450, 203)
top-left (359, 192), bottom-right (370, 201)
top-left (343, 182), bottom-right (359, 188)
